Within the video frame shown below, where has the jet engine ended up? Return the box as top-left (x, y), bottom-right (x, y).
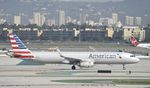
top-left (78, 59), bottom-right (94, 68)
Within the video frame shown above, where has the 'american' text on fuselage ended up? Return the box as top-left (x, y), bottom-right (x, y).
top-left (89, 54), bottom-right (117, 59)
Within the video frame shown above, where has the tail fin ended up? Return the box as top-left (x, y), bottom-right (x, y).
top-left (8, 34), bottom-right (34, 59)
top-left (130, 36), bottom-right (139, 46)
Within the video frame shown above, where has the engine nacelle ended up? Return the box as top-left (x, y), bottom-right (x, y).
top-left (78, 60), bottom-right (94, 68)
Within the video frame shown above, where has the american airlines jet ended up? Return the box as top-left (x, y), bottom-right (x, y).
top-left (7, 34), bottom-right (140, 70)
top-left (130, 36), bottom-right (150, 49)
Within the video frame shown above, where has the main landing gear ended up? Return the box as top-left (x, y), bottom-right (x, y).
top-left (123, 64), bottom-right (126, 70)
top-left (72, 65), bottom-right (76, 70)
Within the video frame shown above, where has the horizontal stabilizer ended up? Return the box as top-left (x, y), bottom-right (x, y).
top-left (17, 59), bottom-right (45, 65)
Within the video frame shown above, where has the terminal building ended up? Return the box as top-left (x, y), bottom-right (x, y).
top-left (40, 30), bottom-right (75, 41)
top-left (80, 29), bottom-right (106, 41)
top-left (79, 27), bottom-right (107, 41)
top-left (0, 25), bottom-right (148, 42)
top-left (13, 29), bottom-right (39, 40)
top-left (123, 26), bottom-right (145, 42)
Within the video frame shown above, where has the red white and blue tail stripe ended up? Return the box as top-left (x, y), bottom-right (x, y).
top-left (9, 34), bottom-right (34, 59)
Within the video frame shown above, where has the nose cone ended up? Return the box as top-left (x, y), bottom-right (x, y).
top-left (133, 58), bottom-right (140, 63)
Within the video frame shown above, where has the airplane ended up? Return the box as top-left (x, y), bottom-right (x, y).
top-left (130, 36), bottom-right (150, 49)
top-left (6, 33), bottom-right (140, 70)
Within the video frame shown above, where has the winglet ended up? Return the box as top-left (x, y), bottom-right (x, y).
top-left (56, 47), bottom-right (64, 58)
top-left (89, 46), bottom-right (96, 52)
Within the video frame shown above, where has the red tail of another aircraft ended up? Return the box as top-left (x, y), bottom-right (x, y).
top-left (130, 36), bottom-right (139, 46)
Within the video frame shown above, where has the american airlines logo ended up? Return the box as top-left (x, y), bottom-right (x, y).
top-left (89, 54), bottom-right (116, 59)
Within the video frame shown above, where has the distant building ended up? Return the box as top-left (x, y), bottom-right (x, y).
top-left (112, 13), bottom-right (118, 25)
top-left (113, 29), bottom-right (123, 40)
top-left (14, 15), bottom-right (21, 25)
top-left (0, 29), bottom-right (8, 41)
top-left (116, 21), bottom-right (122, 28)
top-left (80, 30), bottom-right (106, 41)
top-left (58, 10), bottom-right (65, 26)
top-left (40, 30), bottom-right (74, 41)
top-left (125, 16), bottom-right (134, 26)
top-left (125, 16), bottom-right (130, 26)
top-left (0, 18), bottom-right (6, 24)
top-left (47, 19), bottom-right (56, 26)
top-left (72, 19), bottom-right (77, 24)
top-left (129, 16), bottom-right (134, 26)
top-left (144, 26), bottom-right (150, 42)
top-left (28, 18), bottom-right (34, 24)
top-left (139, 30), bottom-right (145, 42)
top-left (79, 13), bottom-right (87, 24)
top-left (33, 12), bottom-right (45, 26)
top-left (123, 26), bottom-right (142, 41)
top-left (86, 20), bottom-right (95, 26)
top-left (14, 29), bottom-right (38, 40)
top-left (99, 18), bottom-right (113, 26)
top-left (135, 17), bottom-right (142, 26)
top-left (107, 27), bottom-right (114, 38)
top-left (66, 16), bottom-right (72, 24)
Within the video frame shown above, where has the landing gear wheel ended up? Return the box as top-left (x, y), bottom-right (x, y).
top-left (123, 64), bottom-right (126, 70)
top-left (72, 65), bottom-right (76, 70)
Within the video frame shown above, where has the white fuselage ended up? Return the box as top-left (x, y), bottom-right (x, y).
top-left (32, 51), bottom-right (139, 65)
top-left (137, 43), bottom-right (150, 49)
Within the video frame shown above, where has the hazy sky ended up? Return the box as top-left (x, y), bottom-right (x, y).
top-left (57, 0), bottom-right (124, 2)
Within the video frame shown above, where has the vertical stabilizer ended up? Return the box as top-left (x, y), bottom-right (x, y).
top-left (130, 36), bottom-right (139, 46)
top-left (8, 34), bottom-right (34, 59)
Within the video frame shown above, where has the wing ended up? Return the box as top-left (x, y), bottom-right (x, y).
top-left (56, 48), bottom-right (82, 64)
top-left (61, 55), bottom-right (82, 64)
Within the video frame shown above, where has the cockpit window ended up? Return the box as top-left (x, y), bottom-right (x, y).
top-left (130, 55), bottom-right (135, 57)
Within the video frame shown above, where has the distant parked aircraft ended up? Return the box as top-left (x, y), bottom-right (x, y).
top-left (130, 36), bottom-right (150, 49)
